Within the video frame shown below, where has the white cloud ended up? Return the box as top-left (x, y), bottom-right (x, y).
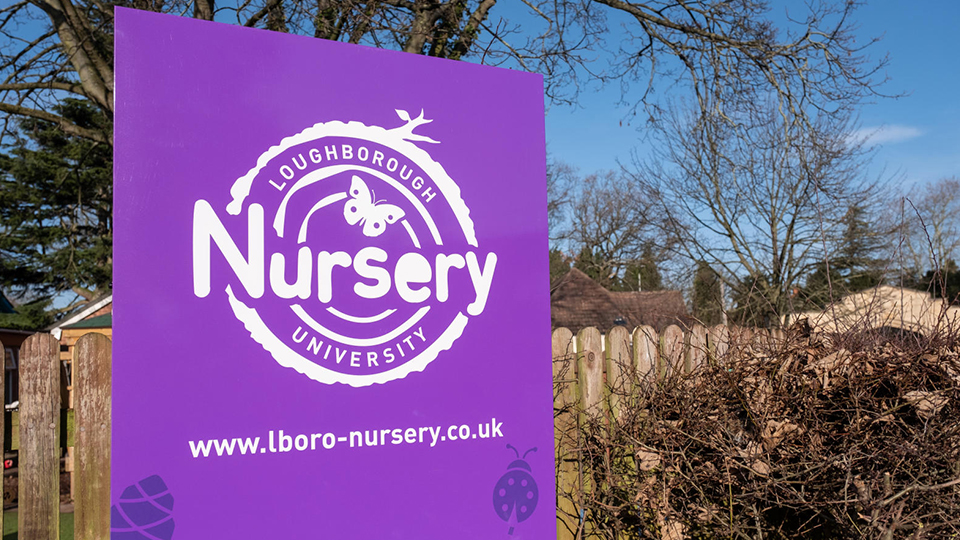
top-left (849, 124), bottom-right (923, 146)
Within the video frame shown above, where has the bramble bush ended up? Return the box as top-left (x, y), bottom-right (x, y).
top-left (562, 323), bottom-right (960, 539)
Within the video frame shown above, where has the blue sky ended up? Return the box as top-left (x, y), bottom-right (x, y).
top-left (543, 2), bottom-right (960, 191)
top-left (14, 2), bottom-right (954, 190)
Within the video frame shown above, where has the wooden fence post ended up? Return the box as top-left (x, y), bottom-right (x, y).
top-left (576, 328), bottom-right (602, 539)
top-left (738, 327), bottom-right (754, 351)
top-left (660, 325), bottom-right (684, 379)
top-left (754, 328), bottom-right (771, 350)
top-left (685, 324), bottom-right (707, 374)
top-left (0, 342), bottom-right (4, 534)
top-left (553, 328), bottom-right (578, 540)
top-left (770, 327), bottom-right (785, 348)
top-left (633, 326), bottom-right (658, 389)
top-left (605, 326), bottom-right (631, 420)
top-left (19, 333), bottom-right (60, 540)
top-left (709, 324), bottom-right (729, 362)
top-left (577, 328), bottom-right (604, 419)
top-left (74, 333), bottom-right (111, 540)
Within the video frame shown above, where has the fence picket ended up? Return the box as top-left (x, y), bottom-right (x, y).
top-left (738, 326), bottom-right (754, 349)
top-left (685, 324), bottom-right (708, 374)
top-left (0, 342), bottom-right (4, 534)
top-left (1, 324), bottom-right (793, 539)
top-left (74, 333), bottom-right (111, 540)
top-left (575, 327), bottom-right (602, 539)
top-left (755, 327), bottom-right (771, 350)
top-left (577, 327), bottom-right (604, 418)
top-left (770, 327), bottom-right (785, 347)
top-left (19, 333), bottom-right (61, 540)
top-left (709, 324), bottom-right (729, 361)
top-left (552, 328), bottom-right (579, 540)
top-left (661, 325), bottom-right (684, 378)
top-left (633, 326), bottom-right (658, 389)
top-left (605, 326), bottom-right (631, 419)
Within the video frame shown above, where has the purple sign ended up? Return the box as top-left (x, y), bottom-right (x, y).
top-left (114, 8), bottom-right (553, 539)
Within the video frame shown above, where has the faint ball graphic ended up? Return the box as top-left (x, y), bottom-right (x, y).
top-left (110, 475), bottom-right (175, 540)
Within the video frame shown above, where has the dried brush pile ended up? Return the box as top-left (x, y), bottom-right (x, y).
top-left (573, 326), bottom-right (960, 539)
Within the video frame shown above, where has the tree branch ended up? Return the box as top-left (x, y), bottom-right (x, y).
top-left (450, 0), bottom-right (495, 60)
top-left (30, 0), bottom-right (113, 112)
top-left (880, 476), bottom-right (960, 508)
top-left (243, 0), bottom-right (284, 27)
top-left (0, 102), bottom-right (109, 144)
top-left (194, 0), bottom-right (215, 20)
top-left (0, 81), bottom-right (87, 96)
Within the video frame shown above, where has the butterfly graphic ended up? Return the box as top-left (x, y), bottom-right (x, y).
top-left (343, 175), bottom-right (405, 237)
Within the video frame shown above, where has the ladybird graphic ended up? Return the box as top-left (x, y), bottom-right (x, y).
top-left (492, 444), bottom-right (539, 535)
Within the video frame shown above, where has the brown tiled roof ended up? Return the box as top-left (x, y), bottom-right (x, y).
top-left (550, 268), bottom-right (692, 332)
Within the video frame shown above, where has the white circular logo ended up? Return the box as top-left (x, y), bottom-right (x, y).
top-left (192, 110), bottom-right (497, 386)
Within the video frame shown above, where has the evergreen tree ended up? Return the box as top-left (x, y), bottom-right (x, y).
top-left (617, 248), bottom-right (663, 292)
top-left (933, 260), bottom-right (960, 304)
top-left (836, 205), bottom-right (887, 293)
top-left (0, 99), bottom-right (112, 307)
top-left (574, 244), bottom-right (665, 292)
top-left (692, 261), bottom-right (724, 325)
top-left (907, 260), bottom-right (960, 305)
top-left (0, 299), bottom-right (54, 331)
top-left (799, 261), bottom-right (844, 309)
top-left (549, 248), bottom-right (572, 288)
top-left (729, 273), bottom-right (778, 327)
top-left (799, 205), bottom-right (886, 309)
top-left (574, 246), bottom-right (616, 289)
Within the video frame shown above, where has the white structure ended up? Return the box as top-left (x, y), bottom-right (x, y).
top-left (796, 286), bottom-right (960, 335)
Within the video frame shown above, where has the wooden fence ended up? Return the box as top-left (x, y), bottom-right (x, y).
top-left (4, 324), bottom-right (773, 539)
top-left (4, 332), bottom-right (111, 540)
top-left (553, 323), bottom-right (784, 540)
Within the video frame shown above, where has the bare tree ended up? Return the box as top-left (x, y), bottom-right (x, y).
top-left (898, 177), bottom-right (960, 276)
top-left (546, 158), bottom-right (577, 242)
top-left (564, 170), bottom-right (673, 290)
top-left (0, 0), bottom-right (891, 304)
top-left (635, 106), bottom-right (884, 325)
top-left (0, 0), bottom-right (505, 144)
top-left (0, 1), bottom-right (888, 147)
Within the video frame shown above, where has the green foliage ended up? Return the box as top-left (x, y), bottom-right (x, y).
top-left (549, 248), bottom-right (572, 287)
top-left (799, 206), bottom-right (887, 309)
top-left (573, 246), bottom-right (607, 286)
top-left (574, 246), bottom-right (663, 292)
top-left (729, 273), bottom-right (777, 327)
top-left (834, 205), bottom-right (887, 292)
top-left (617, 248), bottom-right (663, 292)
top-left (0, 299), bottom-right (53, 330)
top-left (933, 263), bottom-right (960, 304)
top-left (3, 510), bottom-right (73, 539)
top-left (0, 99), bottom-right (113, 304)
top-left (800, 261), bottom-right (843, 309)
top-left (692, 261), bottom-right (723, 325)
top-left (905, 260), bottom-right (960, 305)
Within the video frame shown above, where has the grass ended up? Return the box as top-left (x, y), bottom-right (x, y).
top-left (2, 512), bottom-right (73, 540)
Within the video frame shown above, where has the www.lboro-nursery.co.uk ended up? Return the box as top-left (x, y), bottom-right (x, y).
top-left (188, 418), bottom-right (505, 458)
